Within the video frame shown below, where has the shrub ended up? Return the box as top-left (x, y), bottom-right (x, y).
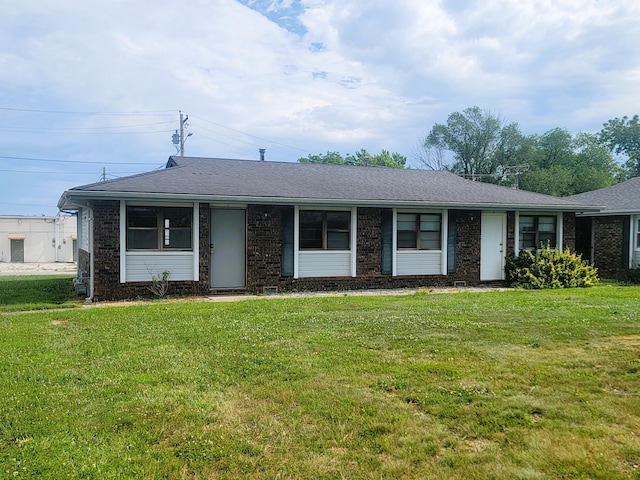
top-left (623, 267), bottom-right (640, 284)
top-left (505, 246), bottom-right (598, 289)
top-left (147, 270), bottom-right (171, 298)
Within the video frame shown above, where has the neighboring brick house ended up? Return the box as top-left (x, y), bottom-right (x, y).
top-left (568, 177), bottom-right (640, 279)
top-left (58, 156), bottom-right (597, 301)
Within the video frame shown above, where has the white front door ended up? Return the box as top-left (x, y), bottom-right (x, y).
top-left (210, 209), bottom-right (246, 288)
top-left (480, 212), bottom-right (506, 281)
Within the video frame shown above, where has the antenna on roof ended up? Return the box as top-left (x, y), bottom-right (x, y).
top-left (503, 164), bottom-right (529, 189)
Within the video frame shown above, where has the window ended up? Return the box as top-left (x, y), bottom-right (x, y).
top-left (127, 206), bottom-right (192, 250)
top-left (299, 210), bottom-right (350, 250)
top-left (519, 215), bottom-right (557, 250)
top-left (397, 213), bottom-right (442, 250)
top-left (637, 219), bottom-right (640, 248)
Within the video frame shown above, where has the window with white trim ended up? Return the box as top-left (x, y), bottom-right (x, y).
top-left (299, 210), bottom-right (350, 250)
top-left (397, 213), bottom-right (442, 250)
top-left (126, 206), bottom-right (192, 251)
top-left (519, 215), bottom-right (557, 250)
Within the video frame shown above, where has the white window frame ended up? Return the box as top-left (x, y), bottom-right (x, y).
top-left (393, 209), bottom-right (447, 276)
top-left (294, 206), bottom-right (357, 279)
top-left (120, 201), bottom-right (199, 283)
top-left (515, 211), bottom-right (562, 255)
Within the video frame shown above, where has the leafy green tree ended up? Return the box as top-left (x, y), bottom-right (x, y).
top-left (298, 151), bottom-right (346, 165)
top-left (417, 108), bottom-right (620, 195)
top-left (298, 149), bottom-right (407, 168)
top-left (598, 115), bottom-right (640, 177)
top-left (519, 130), bottom-right (618, 196)
top-left (419, 106), bottom-right (525, 183)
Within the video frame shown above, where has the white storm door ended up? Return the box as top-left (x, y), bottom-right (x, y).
top-left (210, 209), bottom-right (246, 288)
top-left (480, 212), bottom-right (506, 281)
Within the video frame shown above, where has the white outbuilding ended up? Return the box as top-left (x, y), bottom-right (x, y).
top-left (0, 214), bottom-right (77, 263)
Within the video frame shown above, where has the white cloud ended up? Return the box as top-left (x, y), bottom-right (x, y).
top-left (1, 0), bottom-right (639, 214)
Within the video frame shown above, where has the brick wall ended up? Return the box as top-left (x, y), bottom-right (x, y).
top-left (92, 200), bottom-right (120, 301)
top-left (563, 212), bottom-right (576, 252)
top-left (593, 216), bottom-right (627, 279)
top-left (506, 211), bottom-right (516, 257)
top-left (90, 201), bottom-right (211, 302)
top-left (88, 201), bottom-right (579, 300)
top-left (244, 206), bottom-right (482, 293)
top-left (246, 205), bottom-right (285, 288)
top-left (452, 210), bottom-right (481, 282)
top-left (78, 248), bottom-right (90, 274)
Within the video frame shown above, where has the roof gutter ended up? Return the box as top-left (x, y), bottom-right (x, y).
top-left (59, 190), bottom-right (602, 213)
top-left (576, 209), bottom-right (637, 217)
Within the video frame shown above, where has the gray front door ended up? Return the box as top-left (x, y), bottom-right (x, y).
top-left (11, 239), bottom-right (24, 263)
top-left (210, 209), bottom-right (246, 288)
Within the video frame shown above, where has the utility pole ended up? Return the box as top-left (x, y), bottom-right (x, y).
top-left (101, 167), bottom-right (107, 182)
top-left (503, 164), bottom-right (529, 189)
top-left (172, 111), bottom-right (193, 156)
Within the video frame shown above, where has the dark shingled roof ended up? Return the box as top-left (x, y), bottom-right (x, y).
top-left (567, 177), bottom-right (640, 214)
top-left (60, 156), bottom-right (598, 211)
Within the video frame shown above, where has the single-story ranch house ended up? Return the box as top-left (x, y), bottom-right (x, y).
top-left (58, 156), bottom-right (599, 301)
top-left (568, 176), bottom-right (640, 279)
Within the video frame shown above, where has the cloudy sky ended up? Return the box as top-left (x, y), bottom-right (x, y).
top-left (1, 0), bottom-right (639, 215)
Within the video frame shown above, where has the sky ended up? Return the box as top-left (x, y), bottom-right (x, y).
top-left (1, 0), bottom-right (639, 216)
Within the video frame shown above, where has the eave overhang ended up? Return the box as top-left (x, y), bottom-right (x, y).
top-left (58, 189), bottom-right (602, 213)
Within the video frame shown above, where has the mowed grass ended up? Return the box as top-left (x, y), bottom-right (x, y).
top-left (1, 287), bottom-right (639, 479)
top-left (0, 275), bottom-right (79, 312)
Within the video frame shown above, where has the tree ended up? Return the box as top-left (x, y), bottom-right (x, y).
top-left (418, 106), bottom-right (525, 183)
top-left (519, 130), bottom-right (619, 196)
top-left (298, 149), bottom-right (407, 168)
top-left (598, 115), bottom-right (640, 178)
top-left (297, 151), bottom-right (346, 165)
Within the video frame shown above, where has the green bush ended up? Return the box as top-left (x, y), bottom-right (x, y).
top-left (505, 246), bottom-right (599, 289)
top-left (623, 267), bottom-right (640, 284)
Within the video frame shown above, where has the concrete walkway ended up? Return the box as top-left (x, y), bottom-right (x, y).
top-left (0, 262), bottom-right (76, 276)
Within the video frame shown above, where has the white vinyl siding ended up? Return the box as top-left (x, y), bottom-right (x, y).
top-left (125, 252), bottom-right (194, 282)
top-left (80, 208), bottom-right (90, 251)
top-left (633, 216), bottom-right (640, 268)
top-left (298, 251), bottom-right (352, 278)
top-left (396, 251), bottom-right (442, 275)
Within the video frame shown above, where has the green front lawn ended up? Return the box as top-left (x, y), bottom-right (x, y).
top-left (0, 275), bottom-right (79, 312)
top-left (1, 287), bottom-right (639, 479)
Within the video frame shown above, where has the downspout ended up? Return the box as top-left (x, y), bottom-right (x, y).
top-left (87, 207), bottom-right (95, 302)
top-left (54, 214), bottom-right (60, 263)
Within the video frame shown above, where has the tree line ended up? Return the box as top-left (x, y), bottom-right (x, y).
top-left (298, 107), bottom-right (640, 197)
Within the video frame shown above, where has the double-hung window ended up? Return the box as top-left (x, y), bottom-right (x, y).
top-left (300, 210), bottom-right (350, 250)
top-left (519, 215), bottom-right (556, 250)
top-left (126, 206), bottom-right (192, 251)
top-left (397, 213), bottom-right (442, 250)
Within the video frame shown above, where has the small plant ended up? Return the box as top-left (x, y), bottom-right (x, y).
top-left (505, 246), bottom-right (598, 289)
top-left (623, 267), bottom-right (640, 284)
top-left (147, 270), bottom-right (170, 298)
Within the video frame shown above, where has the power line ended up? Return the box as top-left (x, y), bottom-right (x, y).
top-left (0, 169), bottom-right (141, 175)
top-left (0, 120), bottom-right (175, 132)
top-left (191, 132), bottom-right (266, 157)
top-left (0, 128), bottom-right (173, 135)
top-left (189, 114), bottom-right (307, 153)
top-left (0, 107), bottom-right (176, 116)
top-left (0, 154), bottom-right (164, 165)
